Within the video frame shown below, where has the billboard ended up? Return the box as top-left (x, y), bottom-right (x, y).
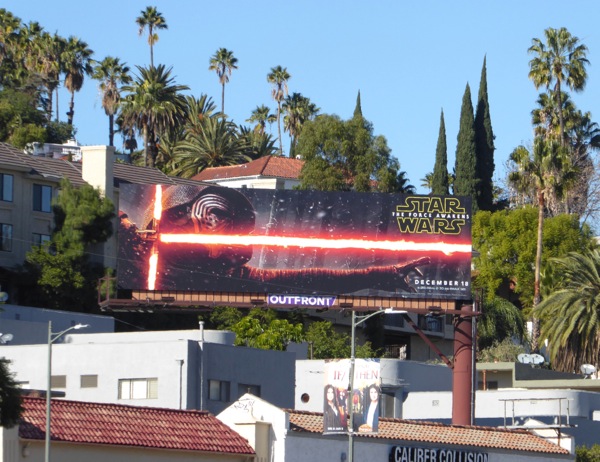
top-left (118, 184), bottom-right (472, 299)
top-left (324, 359), bottom-right (381, 434)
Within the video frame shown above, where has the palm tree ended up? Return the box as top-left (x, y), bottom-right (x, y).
top-left (34, 32), bottom-right (64, 121)
top-left (119, 64), bottom-right (189, 167)
top-left (282, 92), bottom-right (319, 158)
top-left (136, 6), bottom-right (167, 68)
top-left (0, 8), bottom-right (21, 68)
top-left (420, 172), bottom-right (433, 192)
top-left (246, 105), bottom-right (276, 135)
top-left (238, 125), bottom-right (278, 160)
top-left (267, 65), bottom-right (290, 156)
top-left (172, 117), bottom-right (250, 178)
top-left (535, 250), bottom-right (600, 372)
top-left (508, 137), bottom-right (576, 349)
top-left (478, 297), bottom-right (525, 350)
top-left (528, 27), bottom-right (589, 145)
top-left (208, 48), bottom-right (238, 114)
top-left (92, 56), bottom-right (131, 146)
top-left (62, 36), bottom-right (94, 126)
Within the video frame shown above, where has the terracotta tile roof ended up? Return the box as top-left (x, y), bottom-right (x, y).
top-left (193, 155), bottom-right (304, 181)
top-left (287, 410), bottom-right (569, 455)
top-left (19, 397), bottom-right (255, 455)
top-left (0, 142), bottom-right (209, 189)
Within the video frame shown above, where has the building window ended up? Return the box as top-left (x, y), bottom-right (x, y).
top-left (118, 378), bottom-right (158, 399)
top-left (0, 223), bottom-right (12, 251)
top-left (381, 391), bottom-right (396, 418)
top-left (0, 174), bottom-right (13, 202)
top-left (33, 184), bottom-right (52, 212)
top-left (32, 233), bottom-right (51, 247)
top-left (80, 375), bottom-right (98, 388)
top-left (209, 380), bottom-right (230, 402)
top-left (238, 383), bottom-right (260, 398)
top-left (50, 375), bottom-right (66, 388)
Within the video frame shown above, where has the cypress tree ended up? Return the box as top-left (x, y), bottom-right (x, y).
top-left (475, 56), bottom-right (495, 211)
top-left (454, 83), bottom-right (478, 213)
top-left (432, 109), bottom-right (449, 195)
top-left (353, 90), bottom-right (362, 119)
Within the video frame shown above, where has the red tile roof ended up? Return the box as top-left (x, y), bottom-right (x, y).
top-left (19, 397), bottom-right (255, 455)
top-left (287, 410), bottom-right (569, 455)
top-left (193, 155), bottom-right (304, 181)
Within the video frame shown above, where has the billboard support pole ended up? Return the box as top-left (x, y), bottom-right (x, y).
top-left (452, 302), bottom-right (474, 426)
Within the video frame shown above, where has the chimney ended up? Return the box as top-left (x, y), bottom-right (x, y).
top-left (80, 145), bottom-right (115, 201)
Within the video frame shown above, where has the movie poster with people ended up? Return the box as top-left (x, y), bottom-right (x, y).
top-left (323, 358), bottom-right (381, 435)
top-left (118, 185), bottom-right (472, 299)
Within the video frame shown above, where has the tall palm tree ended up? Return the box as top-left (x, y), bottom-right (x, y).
top-left (478, 297), bottom-right (525, 350)
top-left (34, 32), bottom-right (64, 121)
top-left (208, 48), bottom-right (238, 114)
top-left (267, 65), bottom-right (290, 156)
top-left (136, 6), bottom-right (167, 68)
top-left (62, 36), bottom-right (94, 126)
top-left (0, 8), bottom-right (20, 68)
top-left (508, 137), bottom-right (576, 349)
top-left (172, 117), bottom-right (250, 178)
top-left (246, 105), bottom-right (276, 135)
top-left (535, 250), bottom-right (600, 372)
top-left (282, 92), bottom-right (319, 158)
top-left (92, 56), bottom-right (131, 146)
top-left (528, 27), bottom-right (589, 145)
top-left (119, 64), bottom-right (189, 167)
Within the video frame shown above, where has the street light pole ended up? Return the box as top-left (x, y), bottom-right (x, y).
top-left (45, 321), bottom-right (89, 462)
top-left (347, 309), bottom-right (405, 462)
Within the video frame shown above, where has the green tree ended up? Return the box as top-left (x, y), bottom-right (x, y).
top-left (92, 56), bottom-right (131, 146)
top-left (231, 308), bottom-right (304, 351)
top-left (306, 320), bottom-right (375, 359)
top-left (246, 104), bottom-right (276, 135)
top-left (535, 250), bottom-right (600, 372)
top-left (238, 125), bottom-right (278, 160)
top-left (528, 27), bottom-right (589, 145)
top-left (23, 178), bottom-right (115, 311)
top-left (576, 444), bottom-right (600, 461)
top-left (472, 207), bottom-right (593, 311)
top-left (0, 358), bottom-right (23, 428)
top-left (296, 113), bottom-right (397, 192)
top-left (267, 65), bottom-right (290, 156)
top-left (432, 109), bottom-right (449, 195)
top-left (62, 35), bottom-right (93, 126)
top-left (119, 64), bottom-right (189, 167)
top-left (209, 48), bottom-right (238, 114)
top-left (136, 6), bottom-right (167, 68)
top-left (477, 338), bottom-right (526, 363)
top-left (454, 83), bottom-right (478, 212)
top-left (353, 90), bottom-right (362, 118)
top-left (475, 56), bottom-right (495, 211)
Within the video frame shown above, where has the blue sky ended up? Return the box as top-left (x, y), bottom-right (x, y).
top-left (4, 1), bottom-right (600, 193)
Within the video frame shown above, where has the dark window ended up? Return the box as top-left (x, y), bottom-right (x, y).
top-left (50, 375), bottom-right (66, 388)
top-left (32, 233), bottom-right (51, 247)
top-left (0, 174), bottom-right (13, 202)
top-left (238, 383), bottom-right (260, 398)
top-left (209, 380), bottom-right (230, 401)
top-left (33, 184), bottom-right (52, 212)
top-left (0, 223), bottom-right (12, 251)
top-left (80, 375), bottom-right (98, 388)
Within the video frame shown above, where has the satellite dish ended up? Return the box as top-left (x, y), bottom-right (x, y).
top-left (0, 291), bottom-right (8, 303)
top-left (0, 333), bottom-right (13, 344)
top-left (530, 354), bottom-right (545, 365)
top-left (581, 364), bottom-right (597, 377)
top-left (517, 354), bottom-right (532, 364)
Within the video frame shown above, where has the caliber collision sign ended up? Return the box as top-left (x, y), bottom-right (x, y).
top-left (117, 185), bottom-right (472, 299)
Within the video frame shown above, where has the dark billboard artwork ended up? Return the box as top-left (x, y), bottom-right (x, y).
top-left (117, 184), bottom-right (472, 299)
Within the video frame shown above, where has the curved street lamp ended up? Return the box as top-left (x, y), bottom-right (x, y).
top-left (45, 322), bottom-right (89, 462)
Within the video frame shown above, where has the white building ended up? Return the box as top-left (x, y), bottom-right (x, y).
top-left (218, 393), bottom-right (573, 462)
top-left (1, 328), bottom-right (296, 416)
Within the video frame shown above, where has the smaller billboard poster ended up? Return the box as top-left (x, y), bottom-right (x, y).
top-left (323, 359), bottom-right (350, 434)
top-left (323, 358), bottom-right (381, 435)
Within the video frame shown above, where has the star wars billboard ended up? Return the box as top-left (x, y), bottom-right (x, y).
top-left (117, 184), bottom-right (472, 299)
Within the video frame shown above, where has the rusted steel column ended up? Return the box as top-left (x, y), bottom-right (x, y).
top-left (452, 304), bottom-right (474, 426)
